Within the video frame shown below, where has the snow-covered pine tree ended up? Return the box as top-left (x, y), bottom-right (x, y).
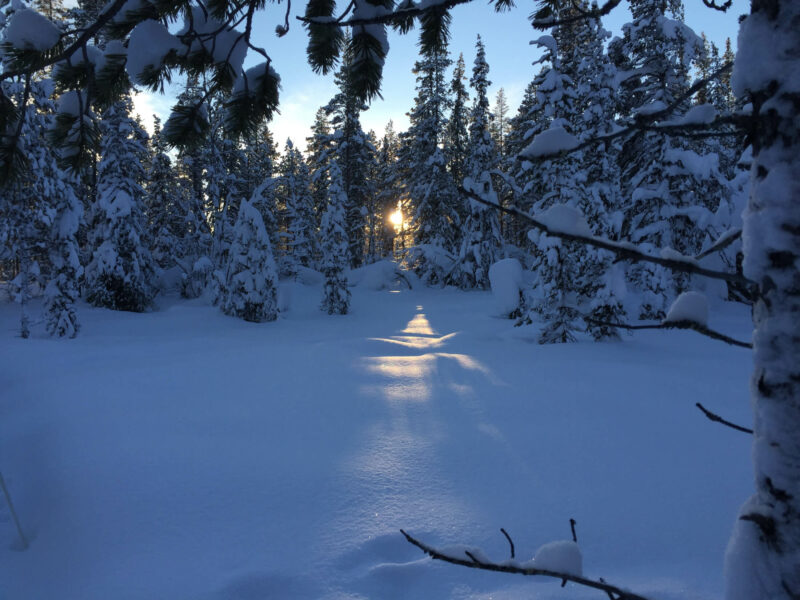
top-left (84, 97), bottom-right (155, 312)
top-left (515, 28), bottom-right (584, 343)
top-left (374, 121), bottom-right (402, 259)
top-left (145, 116), bottom-right (184, 271)
top-left (450, 35), bottom-right (503, 290)
top-left (320, 160), bottom-right (351, 315)
top-left (491, 87), bottom-right (510, 159)
top-left (306, 106), bottom-right (334, 247)
top-left (444, 53), bottom-right (470, 192)
top-left (402, 48), bottom-right (460, 284)
top-left (325, 34), bottom-right (374, 269)
top-left (221, 198), bottom-right (278, 322)
top-left (278, 139), bottom-right (317, 274)
top-left (609, 0), bottom-right (709, 318)
top-left (569, 9), bottom-right (627, 340)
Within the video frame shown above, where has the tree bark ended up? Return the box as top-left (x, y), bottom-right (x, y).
top-left (725, 1), bottom-right (800, 597)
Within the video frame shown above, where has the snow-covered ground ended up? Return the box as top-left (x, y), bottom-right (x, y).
top-left (0, 280), bottom-right (753, 599)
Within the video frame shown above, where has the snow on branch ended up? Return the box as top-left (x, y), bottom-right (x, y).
top-left (695, 228), bottom-right (742, 261)
top-left (0, 0), bottom-right (129, 83)
top-left (400, 529), bottom-right (654, 600)
top-left (297, 0), bottom-right (473, 28)
top-left (521, 62), bottom-right (737, 162)
top-left (458, 184), bottom-right (754, 288)
top-left (584, 317), bottom-right (752, 349)
top-left (531, 0), bottom-right (624, 29)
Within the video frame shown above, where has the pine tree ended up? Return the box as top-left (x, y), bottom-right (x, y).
top-left (450, 35), bottom-right (503, 290)
top-left (444, 53), bottom-right (470, 189)
top-left (320, 160), bottom-right (351, 315)
top-left (403, 48), bottom-right (459, 284)
top-left (491, 87), bottom-right (511, 159)
top-left (374, 121), bottom-right (402, 259)
top-left (85, 98), bottom-right (155, 312)
top-left (278, 139), bottom-right (316, 274)
top-left (611, 0), bottom-right (707, 318)
top-left (221, 199), bottom-right (278, 322)
top-left (306, 106), bottom-right (334, 244)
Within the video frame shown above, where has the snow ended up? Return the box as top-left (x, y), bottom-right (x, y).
top-left (521, 126), bottom-right (579, 158)
top-left (536, 204), bottom-right (591, 237)
top-left (4, 8), bottom-right (60, 52)
top-left (0, 284), bottom-right (753, 599)
top-left (348, 260), bottom-right (410, 291)
top-left (125, 20), bottom-right (181, 85)
top-left (529, 540), bottom-right (582, 576)
top-left (665, 291), bottom-right (709, 326)
top-left (488, 258), bottom-right (522, 317)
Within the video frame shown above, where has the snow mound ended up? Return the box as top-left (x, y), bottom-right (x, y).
top-left (521, 126), bottom-right (580, 158)
top-left (537, 204), bottom-right (591, 237)
top-left (5, 9), bottom-right (60, 52)
top-left (665, 291), bottom-right (709, 326)
top-left (349, 260), bottom-right (410, 290)
top-left (531, 540), bottom-right (582, 576)
top-left (294, 266), bottom-right (323, 286)
top-left (489, 258), bottom-right (523, 317)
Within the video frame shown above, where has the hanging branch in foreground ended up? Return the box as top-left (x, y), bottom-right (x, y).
top-left (458, 184), bottom-right (753, 289)
top-left (695, 402), bottom-right (754, 434)
top-left (297, 0), bottom-right (474, 27)
top-left (400, 530), bottom-right (653, 600)
top-left (584, 317), bottom-right (752, 349)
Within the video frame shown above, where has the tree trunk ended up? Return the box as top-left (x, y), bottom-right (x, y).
top-left (725, 1), bottom-right (800, 597)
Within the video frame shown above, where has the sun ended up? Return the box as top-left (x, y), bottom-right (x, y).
top-left (390, 208), bottom-right (403, 229)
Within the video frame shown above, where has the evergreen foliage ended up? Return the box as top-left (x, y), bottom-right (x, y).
top-left (320, 160), bottom-right (351, 315)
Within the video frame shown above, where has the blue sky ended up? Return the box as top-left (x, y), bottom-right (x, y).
top-left (134, 0), bottom-right (748, 148)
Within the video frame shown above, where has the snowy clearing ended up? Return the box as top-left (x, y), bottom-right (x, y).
top-left (1, 283), bottom-right (752, 600)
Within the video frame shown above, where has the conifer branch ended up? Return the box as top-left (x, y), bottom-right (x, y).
top-left (584, 317), bottom-right (752, 348)
top-left (695, 229), bottom-right (742, 260)
top-left (0, 0), bottom-right (128, 82)
top-left (400, 530), bottom-right (654, 600)
top-left (458, 185), bottom-right (754, 288)
top-left (296, 0), bottom-right (472, 27)
top-left (695, 402), bottom-right (753, 434)
top-left (531, 0), bottom-right (624, 28)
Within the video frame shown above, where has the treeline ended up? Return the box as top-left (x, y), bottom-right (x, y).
top-left (0, 0), bottom-right (743, 341)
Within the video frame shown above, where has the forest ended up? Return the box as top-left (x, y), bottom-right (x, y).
top-left (0, 0), bottom-right (798, 598)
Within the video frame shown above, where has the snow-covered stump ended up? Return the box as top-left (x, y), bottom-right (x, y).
top-left (221, 200), bottom-right (278, 323)
top-left (724, 2), bottom-right (800, 597)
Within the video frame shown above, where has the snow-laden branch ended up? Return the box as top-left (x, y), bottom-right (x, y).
top-left (695, 228), bottom-right (742, 261)
top-left (521, 62), bottom-right (736, 161)
top-left (531, 0), bottom-right (624, 29)
top-left (296, 0), bottom-right (473, 27)
top-left (695, 402), bottom-right (753, 434)
top-left (0, 0), bottom-right (129, 82)
top-left (400, 530), bottom-right (654, 600)
top-left (584, 317), bottom-right (752, 348)
top-left (459, 184), bottom-right (754, 288)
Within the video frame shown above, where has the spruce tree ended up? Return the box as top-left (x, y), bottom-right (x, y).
top-left (278, 139), bottom-right (316, 273)
top-left (444, 53), bottom-right (470, 189)
top-left (451, 35), bottom-right (503, 290)
top-left (85, 98), bottom-right (155, 312)
top-left (221, 199), bottom-right (278, 322)
top-left (320, 160), bottom-right (351, 315)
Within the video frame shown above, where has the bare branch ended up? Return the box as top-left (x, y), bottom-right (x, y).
top-left (500, 528), bottom-right (515, 559)
top-left (400, 530), bottom-right (654, 600)
top-left (695, 402), bottom-right (753, 434)
top-left (570, 519), bottom-right (578, 543)
top-left (458, 185), bottom-right (755, 289)
top-left (585, 317), bottom-right (752, 349)
top-left (700, 0), bottom-right (732, 12)
top-left (297, 0), bottom-right (472, 27)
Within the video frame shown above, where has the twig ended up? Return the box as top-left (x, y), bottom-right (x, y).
top-left (458, 185), bottom-right (754, 289)
top-left (570, 519), bottom-right (578, 543)
top-left (695, 402), bottom-right (753, 434)
top-left (400, 530), bottom-right (653, 600)
top-left (585, 317), bottom-right (752, 349)
top-left (500, 527), bottom-right (515, 559)
top-left (0, 471), bottom-right (28, 550)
